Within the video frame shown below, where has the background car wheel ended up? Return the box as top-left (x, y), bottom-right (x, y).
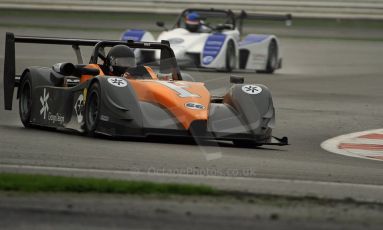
top-left (19, 73), bottom-right (33, 128)
top-left (85, 82), bottom-right (101, 136)
top-left (263, 40), bottom-right (278, 74)
top-left (225, 40), bottom-right (236, 72)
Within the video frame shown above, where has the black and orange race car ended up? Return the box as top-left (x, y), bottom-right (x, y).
top-left (3, 32), bottom-right (287, 147)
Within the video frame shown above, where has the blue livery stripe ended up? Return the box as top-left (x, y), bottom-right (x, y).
top-left (121, 29), bottom-right (145, 41)
top-left (202, 34), bottom-right (226, 65)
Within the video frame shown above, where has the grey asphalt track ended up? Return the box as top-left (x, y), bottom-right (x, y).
top-left (1, 27), bottom-right (382, 186)
top-left (1, 13), bottom-right (383, 229)
top-left (2, 193), bottom-right (383, 230)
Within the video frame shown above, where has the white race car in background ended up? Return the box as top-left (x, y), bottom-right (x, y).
top-left (121, 8), bottom-right (291, 73)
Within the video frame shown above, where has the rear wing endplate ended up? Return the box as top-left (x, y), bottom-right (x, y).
top-left (4, 32), bottom-right (16, 110)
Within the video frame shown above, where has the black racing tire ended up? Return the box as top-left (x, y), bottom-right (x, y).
top-left (225, 40), bottom-right (236, 72)
top-left (84, 82), bottom-right (101, 136)
top-left (19, 73), bottom-right (33, 128)
top-left (233, 139), bottom-right (261, 148)
top-left (263, 40), bottom-right (278, 74)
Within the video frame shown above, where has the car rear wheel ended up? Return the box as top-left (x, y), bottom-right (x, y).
top-left (85, 82), bottom-right (101, 136)
top-left (225, 41), bottom-right (236, 72)
top-left (19, 73), bottom-right (33, 128)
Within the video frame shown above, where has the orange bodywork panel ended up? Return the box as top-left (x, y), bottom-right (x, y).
top-left (128, 79), bottom-right (210, 129)
top-left (80, 64), bottom-right (105, 83)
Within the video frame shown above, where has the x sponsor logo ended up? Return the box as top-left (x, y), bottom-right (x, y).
top-left (241, 85), bottom-right (262, 95)
top-left (40, 88), bottom-right (49, 119)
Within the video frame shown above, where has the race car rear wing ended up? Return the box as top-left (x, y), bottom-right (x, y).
top-left (3, 32), bottom-right (180, 110)
top-left (173, 8), bottom-right (291, 35)
top-left (237, 10), bottom-right (292, 35)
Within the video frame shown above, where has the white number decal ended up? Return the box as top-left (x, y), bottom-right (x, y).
top-left (157, 81), bottom-right (199, 98)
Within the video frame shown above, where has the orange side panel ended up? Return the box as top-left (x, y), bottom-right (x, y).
top-left (80, 64), bottom-right (105, 83)
top-left (128, 80), bottom-right (210, 129)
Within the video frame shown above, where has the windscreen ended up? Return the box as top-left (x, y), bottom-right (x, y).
top-left (177, 10), bottom-right (235, 31)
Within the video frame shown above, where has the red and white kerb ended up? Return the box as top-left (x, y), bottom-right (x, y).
top-left (321, 129), bottom-right (383, 161)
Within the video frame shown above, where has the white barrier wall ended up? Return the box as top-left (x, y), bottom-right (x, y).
top-left (1, 0), bottom-right (383, 19)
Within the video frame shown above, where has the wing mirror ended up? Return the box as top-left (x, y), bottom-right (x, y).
top-left (51, 62), bottom-right (100, 86)
top-left (52, 62), bottom-right (76, 76)
top-left (156, 21), bottom-right (168, 31)
top-left (230, 75), bottom-right (244, 84)
top-left (51, 62), bottom-right (76, 86)
top-left (78, 67), bottom-right (100, 76)
top-left (52, 63), bottom-right (100, 76)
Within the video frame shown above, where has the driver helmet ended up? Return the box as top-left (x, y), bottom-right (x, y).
top-left (185, 12), bottom-right (201, 32)
top-left (106, 45), bottom-right (136, 76)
